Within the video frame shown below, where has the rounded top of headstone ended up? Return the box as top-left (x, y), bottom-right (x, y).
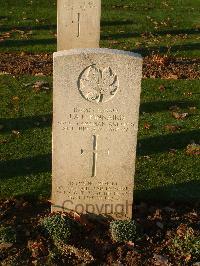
top-left (53, 48), bottom-right (143, 61)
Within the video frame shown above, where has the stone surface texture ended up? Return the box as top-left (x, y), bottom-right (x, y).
top-left (52, 48), bottom-right (143, 219)
top-left (57, 0), bottom-right (101, 51)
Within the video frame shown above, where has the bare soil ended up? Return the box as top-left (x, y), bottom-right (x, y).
top-left (0, 52), bottom-right (199, 80)
top-left (0, 198), bottom-right (199, 265)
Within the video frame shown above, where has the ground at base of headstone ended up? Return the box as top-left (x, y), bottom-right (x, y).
top-left (0, 52), bottom-right (199, 80)
top-left (0, 198), bottom-right (199, 266)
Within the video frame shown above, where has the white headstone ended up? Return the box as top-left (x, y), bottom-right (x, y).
top-left (52, 48), bottom-right (143, 220)
top-left (57, 0), bottom-right (101, 51)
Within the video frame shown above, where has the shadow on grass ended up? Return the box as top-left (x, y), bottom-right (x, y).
top-left (0, 24), bottom-right (56, 32)
top-left (135, 180), bottom-right (200, 203)
top-left (0, 114), bottom-right (52, 132)
top-left (140, 100), bottom-right (199, 113)
top-left (132, 43), bottom-right (200, 56)
top-left (101, 20), bottom-right (136, 26)
top-left (16, 183), bottom-right (52, 200)
top-left (0, 20), bottom-right (136, 32)
top-left (0, 34), bottom-right (199, 56)
top-left (0, 16), bottom-right (9, 20)
top-left (101, 28), bottom-right (199, 40)
top-left (155, 28), bottom-right (199, 36)
top-left (0, 38), bottom-right (56, 48)
top-left (0, 19), bottom-right (137, 33)
top-left (0, 154), bottom-right (51, 179)
top-left (0, 129), bottom-right (199, 179)
top-left (102, 32), bottom-right (140, 39)
top-left (138, 129), bottom-right (200, 156)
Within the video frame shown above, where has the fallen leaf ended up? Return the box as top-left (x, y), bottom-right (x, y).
top-left (164, 125), bottom-right (181, 132)
top-left (34, 73), bottom-right (45, 77)
top-left (169, 105), bottom-right (180, 111)
top-left (28, 239), bottom-right (48, 258)
top-left (12, 130), bottom-right (20, 136)
top-left (12, 96), bottom-right (19, 101)
top-left (186, 143), bottom-right (200, 156)
top-left (32, 80), bottom-right (49, 92)
top-left (159, 84), bottom-right (165, 92)
top-left (166, 74), bottom-right (178, 79)
top-left (0, 71), bottom-right (10, 75)
top-left (151, 54), bottom-right (169, 66)
top-left (153, 254), bottom-right (169, 266)
top-left (144, 123), bottom-right (151, 129)
top-left (185, 253), bottom-right (192, 262)
top-left (189, 106), bottom-right (197, 111)
top-left (153, 209), bottom-right (162, 220)
top-left (0, 243), bottom-right (13, 249)
top-left (23, 82), bottom-right (32, 87)
top-left (143, 155), bottom-right (151, 160)
top-left (127, 241), bottom-right (135, 248)
top-left (183, 92), bottom-right (193, 96)
top-left (172, 112), bottom-right (188, 120)
top-left (176, 224), bottom-right (192, 238)
top-left (169, 148), bottom-right (177, 154)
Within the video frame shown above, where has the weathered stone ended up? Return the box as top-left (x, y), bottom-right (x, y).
top-left (57, 0), bottom-right (101, 51)
top-left (52, 48), bottom-right (143, 219)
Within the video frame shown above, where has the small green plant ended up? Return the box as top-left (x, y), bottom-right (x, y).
top-left (168, 224), bottom-right (200, 263)
top-left (0, 226), bottom-right (17, 244)
top-left (41, 213), bottom-right (80, 244)
top-left (110, 220), bottom-right (137, 242)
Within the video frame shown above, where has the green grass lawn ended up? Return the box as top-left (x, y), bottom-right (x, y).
top-left (0, 0), bottom-right (199, 203)
top-left (0, 0), bottom-right (199, 57)
top-left (0, 75), bottom-right (199, 202)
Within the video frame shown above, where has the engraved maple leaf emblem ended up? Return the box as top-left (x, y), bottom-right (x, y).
top-left (78, 65), bottom-right (119, 103)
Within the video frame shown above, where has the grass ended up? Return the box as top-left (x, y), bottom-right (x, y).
top-left (0, 0), bottom-right (199, 57)
top-left (136, 78), bottom-right (200, 201)
top-left (0, 75), bottom-right (199, 201)
top-left (0, 75), bottom-right (52, 198)
top-left (0, 0), bottom-right (199, 204)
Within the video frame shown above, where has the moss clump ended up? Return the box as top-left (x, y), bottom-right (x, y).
top-left (110, 220), bottom-right (137, 242)
top-left (41, 213), bottom-right (80, 244)
top-left (0, 226), bottom-right (17, 244)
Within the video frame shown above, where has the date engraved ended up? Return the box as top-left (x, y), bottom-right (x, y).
top-left (58, 107), bottom-right (136, 133)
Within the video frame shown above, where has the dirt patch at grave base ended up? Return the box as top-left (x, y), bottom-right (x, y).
top-left (0, 197), bottom-right (199, 265)
top-left (0, 52), bottom-right (199, 80)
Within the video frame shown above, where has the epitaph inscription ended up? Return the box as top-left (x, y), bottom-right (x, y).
top-left (52, 49), bottom-right (143, 219)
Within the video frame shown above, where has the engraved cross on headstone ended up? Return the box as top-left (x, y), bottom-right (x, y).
top-left (77, 12), bottom-right (80, 37)
top-left (81, 135), bottom-right (109, 177)
top-left (57, 0), bottom-right (101, 51)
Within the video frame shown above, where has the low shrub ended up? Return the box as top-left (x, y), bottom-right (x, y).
top-left (0, 226), bottom-right (17, 244)
top-left (110, 220), bottom-right (137, 242)
top-left (41, 213), bottom-right (80, 244)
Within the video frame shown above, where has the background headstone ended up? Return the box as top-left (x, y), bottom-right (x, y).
top-left (52, 48), bottom-right (143, 219)
top-left (57, 0), bottom-right (101, 51)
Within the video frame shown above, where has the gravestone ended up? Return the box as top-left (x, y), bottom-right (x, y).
top-left (52, 48), bottom-right (143, 219)
top-left (57, 0), bottom-right (101, 51)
